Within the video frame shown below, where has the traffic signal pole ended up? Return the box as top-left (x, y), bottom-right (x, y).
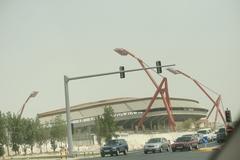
top-left (64, 64), bottom-right (175, 157)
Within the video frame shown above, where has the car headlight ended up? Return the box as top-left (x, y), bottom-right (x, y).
top-left (112, 147), bottom-right (117, 150)
top-left (154, 144), bottom-right (159, 148)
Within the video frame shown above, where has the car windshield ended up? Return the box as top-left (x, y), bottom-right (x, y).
top-left (197, 130), bottom-right (207, 134)
top-left (182, 134), bottom-right (193, 137)
top-left (147, 138), bottom-right (159, 143)
top-left (176, 136), bottom-right (192, 142)
top-left (219, 128), bottom-right (226, 133)
top-left (105, 140), bottom-right (118, 145)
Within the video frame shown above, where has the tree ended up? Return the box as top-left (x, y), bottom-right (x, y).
top-left (94, 116), bottom-right (104, 145)
top-left (93, 107), bottom-right (118, 145)
top-left (0, 112), bottom-right (7, 145)
top-left (21, 118), bottom-right (37, 154)
top-left (102, 107), bottom-right (117, 142)
top-left (0, 112), bottom-right (6, 158)
top-left (182, 118), bottom-right (193, 130)
top-left (0, 145), bottom-right (4, 158)
top-left (49, 116), bottom-right (66, 152)
top-left (6, 112), bottom-right (23, 155)
top-left (35, 119), bottom-right (49, 153)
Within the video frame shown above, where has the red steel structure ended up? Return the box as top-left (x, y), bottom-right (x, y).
top-left (114, 48), bottom-right (176, 131)
top-left (167, 68), bottom-right (226, 128)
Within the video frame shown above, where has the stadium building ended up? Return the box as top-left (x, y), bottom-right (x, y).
top-left (38, 97), bottom-right (208, 144)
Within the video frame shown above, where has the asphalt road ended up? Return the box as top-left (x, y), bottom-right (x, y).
top-left (82, 150), bottom-right (213, 160)
top-left (81, 141), bottom-right (218, 160)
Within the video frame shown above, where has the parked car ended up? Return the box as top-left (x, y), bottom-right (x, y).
top-left (217, 127), bottom-right (227, 143)
top-left (100, 139), bottom-right (128, 157)
top-left (196, 133), bottom-right (204, 144)
top-left (171, 135), bottom-right (199, 152)
top-left (197, 128), bottom-right (215, 142)
top-left (182, 133), bottom-right (203, 144)
top-left (144, 137), bottom-right (170, 154)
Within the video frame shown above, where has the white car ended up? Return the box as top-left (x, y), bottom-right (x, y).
top-left (197, 128), bottom-right (214, 142)
top-left (144, 137), bottom-right (170, 154)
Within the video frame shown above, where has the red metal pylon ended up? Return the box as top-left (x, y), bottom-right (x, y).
top-left (137, 77), bottom-right (176, 131)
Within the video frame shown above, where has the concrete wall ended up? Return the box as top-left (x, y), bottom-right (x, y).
top-left (72, 131), bottom-right (195, 153)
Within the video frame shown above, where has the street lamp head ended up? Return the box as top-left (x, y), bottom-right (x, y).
top-left (114, 48), bottom-right (129, 56)
top-left (167, 68), bottom-right (180, 75)
top-left (30, 91), bottom-right (39, 98)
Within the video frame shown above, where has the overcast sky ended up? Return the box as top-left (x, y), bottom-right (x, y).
top-left (0, 0), bottom-right (239, 122)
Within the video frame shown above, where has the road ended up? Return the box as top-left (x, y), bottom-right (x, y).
top-left (82, 150), bottom-right (213, 160)
top-left (81, 142), bottom-right (218, 160)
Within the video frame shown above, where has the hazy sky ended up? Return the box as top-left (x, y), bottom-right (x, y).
top-left (0, 0), bottom-right (239, 121)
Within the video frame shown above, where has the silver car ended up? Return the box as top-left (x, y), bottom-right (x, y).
top-left (144, 137), bottom-right (170, 154)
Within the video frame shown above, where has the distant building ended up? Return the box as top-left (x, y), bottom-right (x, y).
top-left (38, 97), bottom-right (208, 144)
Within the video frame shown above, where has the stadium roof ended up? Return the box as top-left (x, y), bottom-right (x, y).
top-left (37, 97), bottom-right (201, 118)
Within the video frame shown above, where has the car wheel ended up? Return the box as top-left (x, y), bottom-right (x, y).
top-left (189, 145), bottom-right (193, 151)
top-left (195, 144), bottom-right (199, 150)
top-left (167, 146), bottom-right (171, 152)
top-left (159, 147), bottom-right (163, 153)
top-left (116, 150), bottom-right (120, 156)
top-left (152, 150), bottom-right (156, 153)
top-left (123, 149), bottom-right (127, 155)
top-left (144, 151), bottom-right (148, 154)
top-left (101, 153), bottom-right (105, 157)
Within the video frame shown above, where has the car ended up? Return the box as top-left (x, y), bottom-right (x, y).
top-left (182, 133), bottom-right (203, 144)
top-left (144, 137), bottom-right (170, 154)
top-left (100, 139), bottom-right (128, 157)
top-left (197, 128), bottom-right (214, 142)
top-left (217, 127), bottom-right (227, 143)
top-left (196, 133), bottom-right (204, 144)
top-left (171, 135), bottom-right (199, 152)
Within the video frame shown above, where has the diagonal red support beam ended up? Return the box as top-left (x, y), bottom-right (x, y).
top-left (214, 96), bottom-right (226, 127)
top-left (137, 78), bottom-right (176, 131)
top-left (137, 60), bottom-right (176, 131)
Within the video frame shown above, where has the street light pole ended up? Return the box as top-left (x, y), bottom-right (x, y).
top-left (114, 48), bottom-right (176, 131)
top-left (64, 76), bottom-right (74, 157)
top-left (18, 91), bottom-right (38, 118)
top-left (167, 68), bottom-right (227, 128)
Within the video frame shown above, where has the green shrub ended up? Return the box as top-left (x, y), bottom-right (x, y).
top-left (0, 145), bottom-right (5, 157)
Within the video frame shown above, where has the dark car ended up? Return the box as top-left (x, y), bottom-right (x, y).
top-left (171, 135), bottom-right (199, 152)
top-left (182, 133), bottom-right (204, 144)
top-left (217, 127), bottom-right (227, 143)
top-left (100, 139), bottom-right (128, 157)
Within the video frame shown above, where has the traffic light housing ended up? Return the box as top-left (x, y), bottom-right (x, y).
top-left (119, 66), bottom-right (125, 78)
top-left (71, 123), bottom-right (74, 133)
top-left (156, 61), bottom-right (162, 74)
top-left (225, 109), bottom-right (232, 123)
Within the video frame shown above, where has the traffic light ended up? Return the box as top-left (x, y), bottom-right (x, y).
top-left (156, 61), bottom-right (162, 74)
top-left (119, 66), bottom-right (125, 78)
top-left (225, 109), bottom-right (232, 123)
top-left (71, 123), bottom-right (74, 133)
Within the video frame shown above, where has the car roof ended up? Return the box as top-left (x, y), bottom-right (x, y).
top-left (182, 134), bottom-right (193, 136)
